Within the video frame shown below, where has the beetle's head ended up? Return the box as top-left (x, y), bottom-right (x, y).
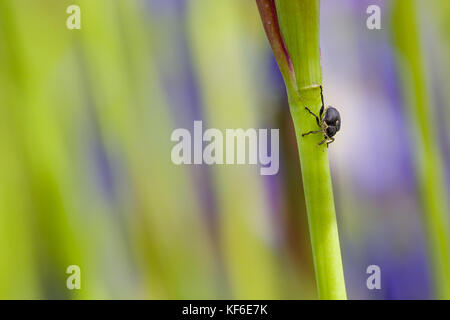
top-left (325, 126), bottom-right (337, 138)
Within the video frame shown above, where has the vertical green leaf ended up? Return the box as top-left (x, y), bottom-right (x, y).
top-left (392, 0), bottom-right (450, 299)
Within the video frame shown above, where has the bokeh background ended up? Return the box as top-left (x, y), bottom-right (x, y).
top-left (0, 0), bottom-right (449, 299)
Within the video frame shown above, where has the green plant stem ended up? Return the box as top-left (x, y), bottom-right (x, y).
top-left (274, 0), bottom-right (346, 299)
top-left (289, 89), bottom-right (346, 300)
top-left (392, 0), bottom-right (450, 299)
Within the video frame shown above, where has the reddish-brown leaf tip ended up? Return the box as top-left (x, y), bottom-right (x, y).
top-left (256, 0), bottom-right (295, 88)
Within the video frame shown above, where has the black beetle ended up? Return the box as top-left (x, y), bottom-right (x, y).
top-left (302, 86), bottom-right (341, 147)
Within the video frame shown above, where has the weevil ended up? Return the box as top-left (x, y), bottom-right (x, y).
top-left (302, 86), bottom-right (341, 147)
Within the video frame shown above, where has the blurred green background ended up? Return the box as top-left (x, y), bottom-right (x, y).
top-left (0, 0), bottom-right (449, 299)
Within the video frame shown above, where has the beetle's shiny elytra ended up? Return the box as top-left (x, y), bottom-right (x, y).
top-left (302, 86), bottom-right (341, 147)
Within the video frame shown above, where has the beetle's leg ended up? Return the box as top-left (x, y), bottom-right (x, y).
top-left (304, 107), bottom-right (321, 127)
top-left (317, 137), bottom-right (335, 147)
top-left (319, 85), bottom-right (325, 119)
top-left (302, 130), bottom-right (322, 137)
top-left (326, 137), bottom-right (335, 148)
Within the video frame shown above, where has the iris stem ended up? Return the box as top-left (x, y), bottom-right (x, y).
top-left (268, 0), bottom-right (347, 299)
